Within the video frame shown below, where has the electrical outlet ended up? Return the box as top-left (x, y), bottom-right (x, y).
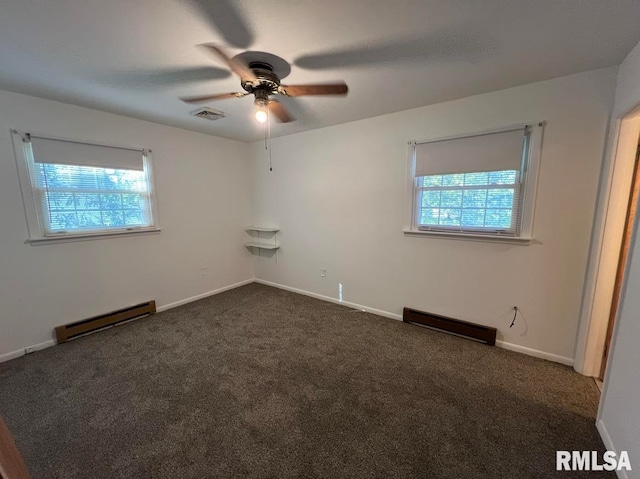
top-left (320, 268), bottom-right (327, 277)
top-left (200, 267), bottom-right (208, 276)
top-left (24, 346), bottom-right (37, 355)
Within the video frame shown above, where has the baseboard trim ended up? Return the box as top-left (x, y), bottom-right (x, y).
top-left (156, 279), bottom-right (254, 312)
top-left (255, 278), bottom-right (574, 366)
top-left (597, 419), bottom-right (615, 451)
top-left (596, 419), bottom-right (629, 479)
top-left (0, 339), bottom-right (56, 364)
top-left (0, 278), bottom-right (255, 364)
top-left (1, 278), bottom-right (575, 369)
top-left (253, 279), bottom-right (403, 321)
top-left (495, 340), bottom-right (574, 366)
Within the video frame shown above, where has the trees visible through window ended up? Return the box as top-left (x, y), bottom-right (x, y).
top-left (409, 126), bottom-right (536, 237)
top-left (33, 164), bottom-right (152, 233)
top-left (416, 169), bottom-right (519, 230)
top-left (13, 131), bottom-right (158, 241)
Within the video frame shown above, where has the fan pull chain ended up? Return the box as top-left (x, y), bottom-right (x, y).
top-left (264, 114), bottom-right (267, 150)
top-left (267, 107), bottom-right (273, 171)
top-left (262, 106), bottom-right (273, 172)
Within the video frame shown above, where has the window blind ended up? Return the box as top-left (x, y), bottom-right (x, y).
top-left (415, 128), bottom-right (526, 177)
top-left (30, 136), bottom-right (144, 171)
top-left (23, 137), bottom-right (153, 236)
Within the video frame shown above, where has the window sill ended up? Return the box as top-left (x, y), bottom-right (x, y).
top-left (402, 229), bottom-right (532, 245)
top-left (26, 228), bottom-right (161, 245)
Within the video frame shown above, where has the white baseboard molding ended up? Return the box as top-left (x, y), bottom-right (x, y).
top-left (255, 278), bottom-right (574, 366)
top-left (0, 278), bottom-right (255, 364)
top-left (253, 278), bottom-right (403, 321)
top-left (1, 278), bottom-right (575, 369)
top-left (596, 420), bottom-right (629, 479)
top-left (597, 419), bottom-right (615, 451)
top-left (495, 340), bottom-right (574, 366)
top-left (156, 278), bottom-right (255, 312)
top-left (0, 339), bottom-right (56, 364)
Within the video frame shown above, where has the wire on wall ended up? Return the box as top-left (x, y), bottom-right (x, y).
top-left (509, 306), bottom-right (519, 328)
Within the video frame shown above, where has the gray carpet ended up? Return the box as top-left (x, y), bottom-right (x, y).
top-left (0, 283), bottom-right (610, 478)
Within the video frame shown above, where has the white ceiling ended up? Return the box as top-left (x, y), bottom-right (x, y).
top-left (0, 0), bottom-right (639, 143)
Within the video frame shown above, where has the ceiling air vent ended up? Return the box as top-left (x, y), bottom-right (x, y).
top-left (190, 107), bottom-right (227, 121)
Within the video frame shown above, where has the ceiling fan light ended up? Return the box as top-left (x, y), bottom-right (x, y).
top-left (255, 108), bottom-right (268, 123)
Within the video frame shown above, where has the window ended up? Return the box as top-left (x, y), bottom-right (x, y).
top-left (405, 124), bottom-right (543, 241)
top-left (416, 169), bottom-right (520, 231)
top-left (13, 131), bottom-right (159, 242)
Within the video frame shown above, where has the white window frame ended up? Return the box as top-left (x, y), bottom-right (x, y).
top-left (11, 130), bottom-right (161, 244)
top-left (403, 122), bottom-right (544, 244)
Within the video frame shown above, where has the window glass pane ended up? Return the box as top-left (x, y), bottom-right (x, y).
top-left (102, 210), bottom-right (125, 227)
top-left (47, 192), bottom-right (75, 210)
top-left (488, 170), bottom-right (517, 185)
top-left (421, 175), bottom-right (442, 187)
top-left (461, 209), bottom-right (485, 227)
top-left (487, 189), bottom-right (514, 208)
top-left (421, 191), bottom-right (441, 208)
top-left (122, 193), bottom-right (142, 209)
top-left (485, 209), bottom-right (512, 228)
top-left (462, 189), bottom-right (487, 208)
top-left (97, 170), bottom-right (119, 190)
top-left (420, 208), bottom-right (440, 225)
top-left (77, 211), bottom-right (103, 228)
top-left (441, 174), bottom-right (464, 187)
top-left (42, 164), bottom-right (99, 189)
top-left (74, 193), bottom-right (101, 210)
top-left (439, 208), bottom-right (461, 226)
top-left (124, 210), bottom-right (146, 226)
top-left (49, 211), bottom-right (78, 231)
top-left (464, 172), bottom-right (488, 186)
top-left (100, 193), bottom-right (123, 210)
top-left (440, 190), bottom-right (462, 208)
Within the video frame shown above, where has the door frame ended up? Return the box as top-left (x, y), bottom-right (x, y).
top-left (599, 138), bottom-right (640, 379)
top-left (574, 110), bottom-right (640, 377)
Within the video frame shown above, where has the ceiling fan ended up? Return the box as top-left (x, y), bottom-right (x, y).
top-left (180, 45), bottom-right (349, 123)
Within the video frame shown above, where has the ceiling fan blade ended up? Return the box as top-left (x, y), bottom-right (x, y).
top-left (189, 0), bottom-right (254, 49)
top-left (280, 83), bottom-right (348, 97)
top-left (294, 34), bottom-right (496, 70)
top-left (180, 92), bottom-right (247, 104)
top-left (202, 44), bottom-right (258, 82)
top-left (268, 100), bottom-right (295, 123)
top-left (108, 67), bottom-right (231, 89)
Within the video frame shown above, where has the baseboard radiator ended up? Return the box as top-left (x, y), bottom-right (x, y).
top-left (55, 300), bottom-right (156, 344)
top-left (403, 307), bottom-right (497, 346)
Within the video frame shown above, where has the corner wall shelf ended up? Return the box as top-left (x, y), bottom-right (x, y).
top-left (245, 227), bottom-right (280, 259)
top-left (244, 242), bottom-right (280, 250)
top-left (246, 227), bottom-right (279, 233)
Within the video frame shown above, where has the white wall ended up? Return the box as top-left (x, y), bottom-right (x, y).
top-left (250, 68), bottom-right (617, 363)
top-left (613, 41), bottom-right (640, 119)
top-left (0, 89), bottom-right (253, 360)
top-left (598, 40), bottom-right (640, 478)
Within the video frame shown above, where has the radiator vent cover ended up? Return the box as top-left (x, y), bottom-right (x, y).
top-left (403, 307), bottom-right (497, 345)
top-left (55, 300), bottom-right (156, 343)
top-left (190, 107), bottom-right (227, 121)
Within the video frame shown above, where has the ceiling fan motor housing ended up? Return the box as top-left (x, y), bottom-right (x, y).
top-left (242, 62), bottom-right (281, 95)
